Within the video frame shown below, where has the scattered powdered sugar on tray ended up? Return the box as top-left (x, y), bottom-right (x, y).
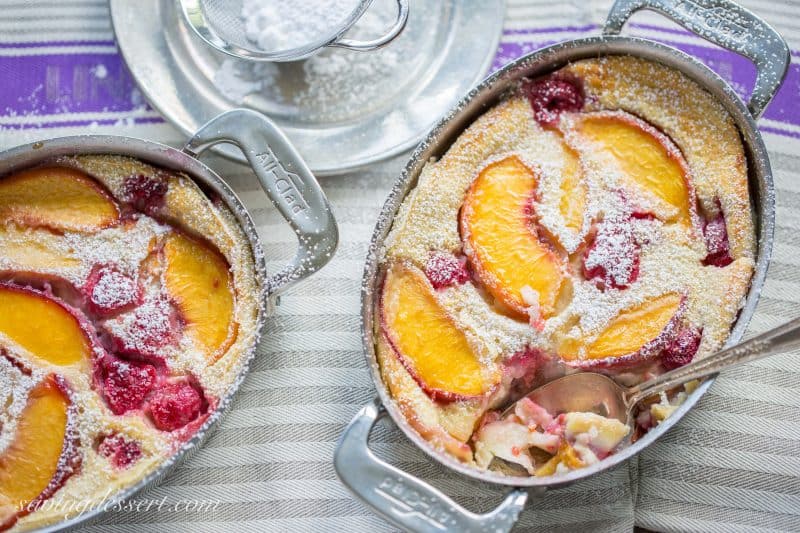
top-left (213, 59), bottom-right (264, 103)
top-left (212, 0), bottom-right (414, 121)
top-left (241, 0), bottom-right (361, 52)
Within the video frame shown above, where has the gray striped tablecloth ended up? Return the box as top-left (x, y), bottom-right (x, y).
top-left (1, 0), bottom-right (799, 531)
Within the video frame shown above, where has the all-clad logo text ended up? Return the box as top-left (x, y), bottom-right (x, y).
top-left (255, 149), bottom-right (309, 216)
top-left (674, 0), bottom-right (747, 40)
top-left (375, 477), bottom-right (455, 530)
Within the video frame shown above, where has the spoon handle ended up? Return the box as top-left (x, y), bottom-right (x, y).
top-left (626, 317), bottom-right (800, 407)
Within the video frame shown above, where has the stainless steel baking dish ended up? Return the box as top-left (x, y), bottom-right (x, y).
top-left (334, 0), bottom-right (788, 531)
top-left (0, 109), bottom-right (338, 532)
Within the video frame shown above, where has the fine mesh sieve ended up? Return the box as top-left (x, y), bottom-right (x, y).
top-left (178, 0), bottom-right (409, 62)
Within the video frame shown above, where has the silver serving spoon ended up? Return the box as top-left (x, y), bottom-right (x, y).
top-left (505, 317), bottom-right (800, 428)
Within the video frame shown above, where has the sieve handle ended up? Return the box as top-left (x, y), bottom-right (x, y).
top-left (602, 0), bottom-right (789, 119)
top-left (331, 0), bottom-right (409, 52)
top-left (184, 109), bottom-right (338, 297)
top-left (334, 399), bottom-right (529, 533)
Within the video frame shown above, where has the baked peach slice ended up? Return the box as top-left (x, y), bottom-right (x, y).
top-left (559, 293), bottom-right (683, 369)
top-left (0, 375), bottom-right (80, 529)
top-left (0, 284), bottom-right (92, 368)
top-left (380, 261), bottom-right (498, 402)
top-left (534, 442), bottom-right (585, 477)
top-left (162, 232), bottom-right (236, 364)
top-left (0, 224), bottom-right (79, 272)
top-left (0, 166), bottom-right (119, 232)
top-left (559, 145), bottom-right (586, 235)
top-left (569, 112), bottom-right (694, 225)
top-left (460, 156), bottom-right (566, 320)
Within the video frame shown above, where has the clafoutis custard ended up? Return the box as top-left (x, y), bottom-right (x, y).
top-left (376, 56), bottom-right (755, 477)
top-left (0, 156), bottom-right (259, 530)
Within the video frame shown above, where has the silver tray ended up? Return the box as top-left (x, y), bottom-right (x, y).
top-left (110, 0), bottom-right (505, 176)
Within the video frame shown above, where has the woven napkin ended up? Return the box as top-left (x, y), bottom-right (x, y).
top-left (0, 0), bottom-right (798, 531)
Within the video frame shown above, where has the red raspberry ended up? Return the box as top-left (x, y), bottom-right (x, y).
top-left (615, 188), bottom-right (656, 222)
top-left (582, 217), bottom-right (641, 289)
top-left (630, 210), bottom-right (656, 221)
top-left (425, 252), bottom-right (470, 290)
top-left (662, 327), bottom-right (702, 370)
top-left (103, 358), bottom-right (156, 415)
top-left (148, 382), bottom-right (203, 431)
top-left (504, 347), bottom-right (544, 387)
top-left (123, 173), bottom-right (168, 215)
top-left (84, 264), bottom-right (141, 316)
top-left (522, 77), bottom-right (584, 127)
top-left (108, 296), bottom-right (179, 361)
top-left (702, 212), bottom-right (733, 267)
top-left (97, 434), bottom-right (142, 469)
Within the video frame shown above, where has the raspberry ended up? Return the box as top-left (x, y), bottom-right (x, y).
top-left (123, 173), bottom-right (168, 215)
top-left (102, 358), bottom-right (156, 415)
top-left (582, 217), bottom-right (641, 289)
top-left (107, 296), bottom-right (179, 360)
top-left (630, 210), bottom-right (656, 221)
top-left (662, 327), bottom-right (702, 370)
top-left (702, 211), bottom-right (733, 267)
top-left (522, 77), bottom-right (584, 127)
top-left (504, 348), bottom-right (547, 400)
top-left (424, 252), bottom-right (470, 290)
top-left (615, 188), bottom-right (656, 222)
top-left (148, 381), bottom-right (203, 431)
top-left (84, 264), bottom-right (141, 316)
top-left (97, 434), bottom-right (142, 469)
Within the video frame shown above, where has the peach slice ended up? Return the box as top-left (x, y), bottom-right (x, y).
top-left (570, 112), bottom-right (693, 224)
top-left (460, 156), bottom-right (565, 319)
top-left (0, 224), bottom-right (79, 272)
top-left (0, 375), bottom-right (80, 529)
top-left (563, 412), bottom-right (629, 453)
top-left (0, 284), bottom-right (92, 368)
top-left (0, 166), bottom-right (119, 232)
top-left (558, 145), bottom-right (586, 234)
top-left (534, 442), bottom-right (585, 477)
top-left (559, 293), bottom-right (683, 368)
top-left (380, 261), bottom-right (497, 401)
top-left (162, 232), bottom-right (236, 364)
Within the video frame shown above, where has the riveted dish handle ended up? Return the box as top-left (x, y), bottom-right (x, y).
top-left (603, 0), bottom-right (789, 119)
top-left (334, 399), bottom-right (528, 532)
top-left (184, 109), bottom-right (338, 297)
top-left (331, 0), bottom-right (409, 52)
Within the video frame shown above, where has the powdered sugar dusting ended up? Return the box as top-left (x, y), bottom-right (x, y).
top-left (86, 265), bottom-right (140, 315)
top-left (105, 294), bottom-right (177, 360)
top-left (583, 215), bottom-right (641, 289)
top-left (241, 0), bottom-right (360, 52)
top-left (65, 218), bottom-right (167, 280)
top-left (0, 354), bottom-right (40, 454)
top-left (91, 270), bottom-right (133, 307)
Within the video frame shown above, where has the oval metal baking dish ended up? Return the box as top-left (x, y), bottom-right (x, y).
top-left (335, 0), bottom-right (788, 531)
top-left (0, 108), bottom-right (338, 532)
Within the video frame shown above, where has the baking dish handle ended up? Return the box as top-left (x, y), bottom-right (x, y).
top-left (334, 399), bottom-right (529, 533)
top-left (184, 109), bottom-right (338, 297)
top-left (603, 0), bottom-right (790, 119)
